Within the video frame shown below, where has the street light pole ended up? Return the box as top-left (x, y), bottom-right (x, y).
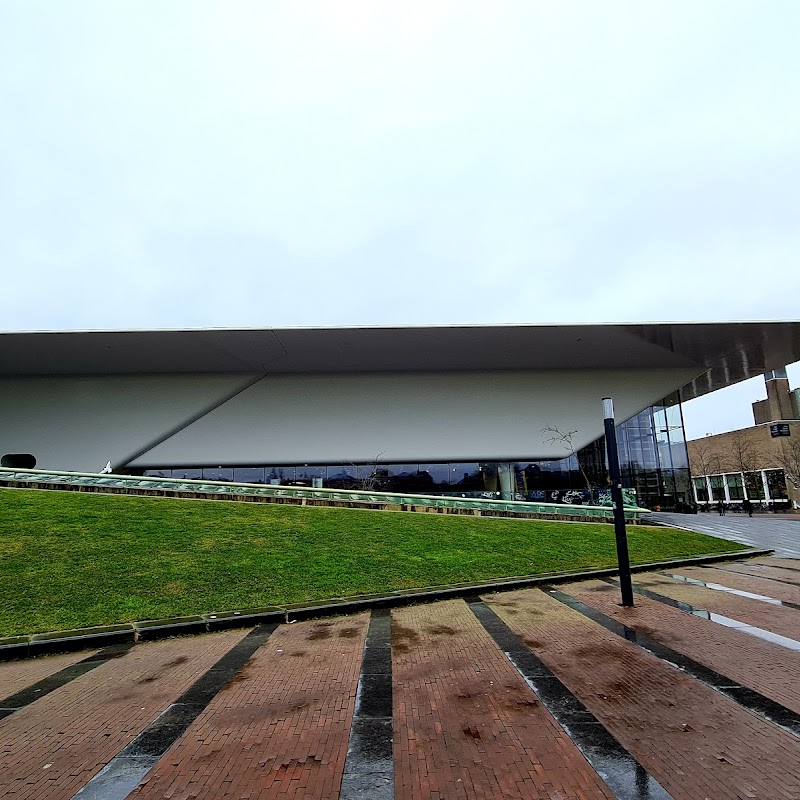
top-left (602, 397), bottom-right (634, 607)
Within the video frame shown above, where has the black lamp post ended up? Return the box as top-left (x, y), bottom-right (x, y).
top-left (602, 397), bottom-right (634, 607)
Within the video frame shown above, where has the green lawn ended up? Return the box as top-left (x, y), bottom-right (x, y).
top-left (0, 488), bottom-right (748, 636)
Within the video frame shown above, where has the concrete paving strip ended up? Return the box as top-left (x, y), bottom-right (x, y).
top-left (339, 610), bottom-right (393, 800)
top-left (468, 598), bottom-right (672, 800)
top-left (659, 571), bottom-right (800, 610)
top-left (70, 624), bottom-right (276, 800)
top-left (0, 643), bottom-right (132, 719)
top-left (549, 585), bottom-right (800, 739)
top-left (752, 559), bottom-right (800, 574)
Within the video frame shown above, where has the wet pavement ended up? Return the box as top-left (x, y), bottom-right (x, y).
top-left (2, 557), bottom-right (800, 799)
top-left (653, 511), bottom-right (800, 557)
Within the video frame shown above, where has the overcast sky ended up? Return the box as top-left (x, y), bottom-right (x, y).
top-left (1, 2), bottom-right (798, 437)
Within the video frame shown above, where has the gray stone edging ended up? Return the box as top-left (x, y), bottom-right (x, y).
top-left (0, 548), bottom-right (771, 661)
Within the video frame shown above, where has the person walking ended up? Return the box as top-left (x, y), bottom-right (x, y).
top-left (743, 497), bottom-right (754, 517)
top-left (717, 498), bottom-right (726, 516)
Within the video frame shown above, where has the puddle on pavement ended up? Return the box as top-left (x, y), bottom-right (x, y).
top-left (661, 572), bottom-right (800, 610)
top-left (631, 581), bottom-right (800, 653)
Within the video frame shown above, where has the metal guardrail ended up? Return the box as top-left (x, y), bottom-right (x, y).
top-left (0, 467), bottom-right (651, 521)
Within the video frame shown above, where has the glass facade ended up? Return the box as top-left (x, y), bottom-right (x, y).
top-left (136, 393), bottom-right (692, 511)
top-left (612, 392), bottom-right (692, 510)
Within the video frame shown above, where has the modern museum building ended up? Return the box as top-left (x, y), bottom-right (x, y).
top-left (2, 322), bottom-right (799, 511)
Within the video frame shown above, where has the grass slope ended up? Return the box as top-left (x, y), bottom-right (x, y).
top-left (0, 488), bottom-right (747, 636)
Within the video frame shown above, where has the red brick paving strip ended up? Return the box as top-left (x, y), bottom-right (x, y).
top-left (717, 561), bottom-right (800, 586)
top-left (129, 614), bottom-right (369, 800)
top-left (0, 649), bottom-right (99, 699)
top-left (392, 599), bottom-right (615, 800)
top-left (566, 579), bottom-right (800, 715)
top-left (673, 566), bottom-right (800, 605)
top-left (0, 630), bottom-right (247, 800)
top-left (636, 572), bottom-right (800, 641)
top-left (485, 588), bottom-right (800, 800)
top-left (753, 557), bottom-right (800, 572)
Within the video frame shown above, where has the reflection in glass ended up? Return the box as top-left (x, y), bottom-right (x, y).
top-left (447, 464), bottom-right (484, 496)
top-left (726, 473), bottom-right (744, 501)
top-left (130, 396), bottom-right (691, 510)
top-left (744, 472), bottom-right (765, 500)
top-left (266, 466), bottom-right (295, 485)
top-left (387, 465), bottom-right (427, 494)
top-left (203, 467), bottom-right (233, 482)
top-left (296, 465), bottom-right (325, 487)
top-left (418, 464), bottom-right (450, 492)
top-left (766, 469), bottom-right (788, 500)
top-left (325, 465), bottom-right (357, 489)
top-left (172, 468), bottom-right (202, 480)
top-left (693, 477), bottom-right (709, 502)
top-left (234, 467), bottom-right (265, 484)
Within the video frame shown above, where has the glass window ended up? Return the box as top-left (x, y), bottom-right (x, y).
top-left (448, 463), bottom-right (483, 495)
top-left (672, 468), bottom-right (692, 509)
top-left (709, 475), bottom-right (725, 501)
top-left (324, 465), bottom-right (357, 489)
top-left (234, 467), bottom-right (265, 484)
top-left (203, 467), bottom-right (233, 482)
top-left (418, 463), bottom-right (451, 493)
top-left (765, 469), bottom-right (788, 500)
top-left (353, 464), bottom-right (386, 490)
top-left (726, 473), bottom-right (744, 501)
top-left (296, 465), bottom-right (326, 487)
top-left (667, 440), bottom-right (689, 470)
top-left (144, 469), bottom-right (171, 478)
top-left (693, 477), bottom-right (709, 502)
top-left (514, 462), bottom-right (543, 493)
top-left (384, 464), bottom-right (423, 493)
top-left (265, 466), bottom-right (295, 485)
top-left (744, 472), bottom-right (765, 500)
top-left (172, 468), bottom-right (202, 480)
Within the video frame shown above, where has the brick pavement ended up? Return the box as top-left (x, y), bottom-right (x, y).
top-left (670, 565), bottom-right (800, 605)
top-left (753, 556), bottom-right (800, 572)
top-left (392, 599), bottom-right (615, 800)
top-left (714, 560), bottom-right (800, 586)
top-left (0, 630), bottom-right (246, 800)
top-left (0, 649), bottom-right (99, 699)
top-left (2, 560), bottom-right (800, 799)
top-left (128, 614), bottom-right (369, 800)
top-left (635, 572), bottom-right (800, 641)
top-left (564, 578), bottom-right (800, 715)
top-left (485, 587), bottom-right (800, 800)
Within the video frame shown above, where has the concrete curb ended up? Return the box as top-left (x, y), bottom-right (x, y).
top-left (0, 548), bottom-right (771, 661)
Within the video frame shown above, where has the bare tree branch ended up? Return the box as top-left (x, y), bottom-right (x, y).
top-left (774, 438), bottom-right (800, 489)
top-left (541, 425), bottom-right (600, 494)
top-left (688, 440), bottom-right (724, 478)
top-left (344, 452), bottom-right (387, 491)
top-left (724, 431), bottom-right (766, 474)
top-left (723, 431), bottom-right (768, 497)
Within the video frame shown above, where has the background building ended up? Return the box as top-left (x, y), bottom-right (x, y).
top-left (687, 369), bottom-right (800, 510)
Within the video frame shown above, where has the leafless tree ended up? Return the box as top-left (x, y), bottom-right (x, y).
top-left (541, 426), bottom-right (603, 495)
top-left (774, 437), bottom-right (800, 489)
top-left (724, 431), bottom-right (767, 497)
top-left (344, 452), bottom-right (387, 491)
top-left (688, 439), bottom-right (724, 478)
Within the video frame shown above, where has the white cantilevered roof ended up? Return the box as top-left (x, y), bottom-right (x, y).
top-left (1, 321), bottom-right (799, 401)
